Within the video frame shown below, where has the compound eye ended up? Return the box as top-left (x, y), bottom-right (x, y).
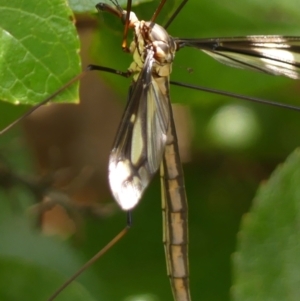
top-left (121, 12), bottom-right (126, 24)
top-left (154, 42), bottom-right (169, 61)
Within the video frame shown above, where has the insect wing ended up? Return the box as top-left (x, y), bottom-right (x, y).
top-left (109, 52), bottom-right (170, 210)
top-left (176, 36), bottom-right (300, 79)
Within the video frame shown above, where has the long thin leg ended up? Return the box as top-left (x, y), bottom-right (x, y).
top-left (46, 226), bottom-right (129, 301)
top-left (164, 0), bottom-right (188, 29)
top-left (170, 80), bottom-right (300, 112)
top-left (151, 0), bottom-right (167, 22)
top-left (0, 65), bottom-right (131, 135)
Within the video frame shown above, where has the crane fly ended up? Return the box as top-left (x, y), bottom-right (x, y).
top-left (1, 0), bottom-right (300, 301)
top-left (98, 1), bottom-right (300, 301)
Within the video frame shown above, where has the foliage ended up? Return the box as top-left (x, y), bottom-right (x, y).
top-left (0, 0), bottom-right (300, 301)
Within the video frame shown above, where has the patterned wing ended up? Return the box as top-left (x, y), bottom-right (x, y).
top-left (109, 51), bottom-right (171, 210)
top-left (175, 36), bottom-right (300, 79)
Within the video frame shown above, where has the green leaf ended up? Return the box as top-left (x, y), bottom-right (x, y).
top-left (0, 256), bottom-right (97, 301)
top-left (68, 0), bottom-right (152, 13)
top-left (0, 208), bottom-right (105, 301)
top-left (233, 148), bottom-right (300, 301)
top-left (69, 0), bottom-right (101, 13)
top-left (0, 0), bottom-right (80, 105)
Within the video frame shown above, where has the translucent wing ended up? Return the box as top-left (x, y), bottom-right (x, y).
top-left (175, 36), bottom-right (300, 79)
top-left (109, 51), bottom-right (170, 210)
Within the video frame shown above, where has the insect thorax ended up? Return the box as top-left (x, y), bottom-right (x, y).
top-left (128, 20), bottom-right (177, 80)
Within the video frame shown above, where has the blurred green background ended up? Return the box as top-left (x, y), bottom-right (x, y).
top-left (0, 0), bottom-right (300, 300)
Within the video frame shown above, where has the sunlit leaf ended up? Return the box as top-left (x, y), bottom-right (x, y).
top-left (0, 0), bottom-right (80, 105)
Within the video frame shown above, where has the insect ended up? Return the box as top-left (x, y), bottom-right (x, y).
top-left (1, 0), bottom-right (300, 301)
